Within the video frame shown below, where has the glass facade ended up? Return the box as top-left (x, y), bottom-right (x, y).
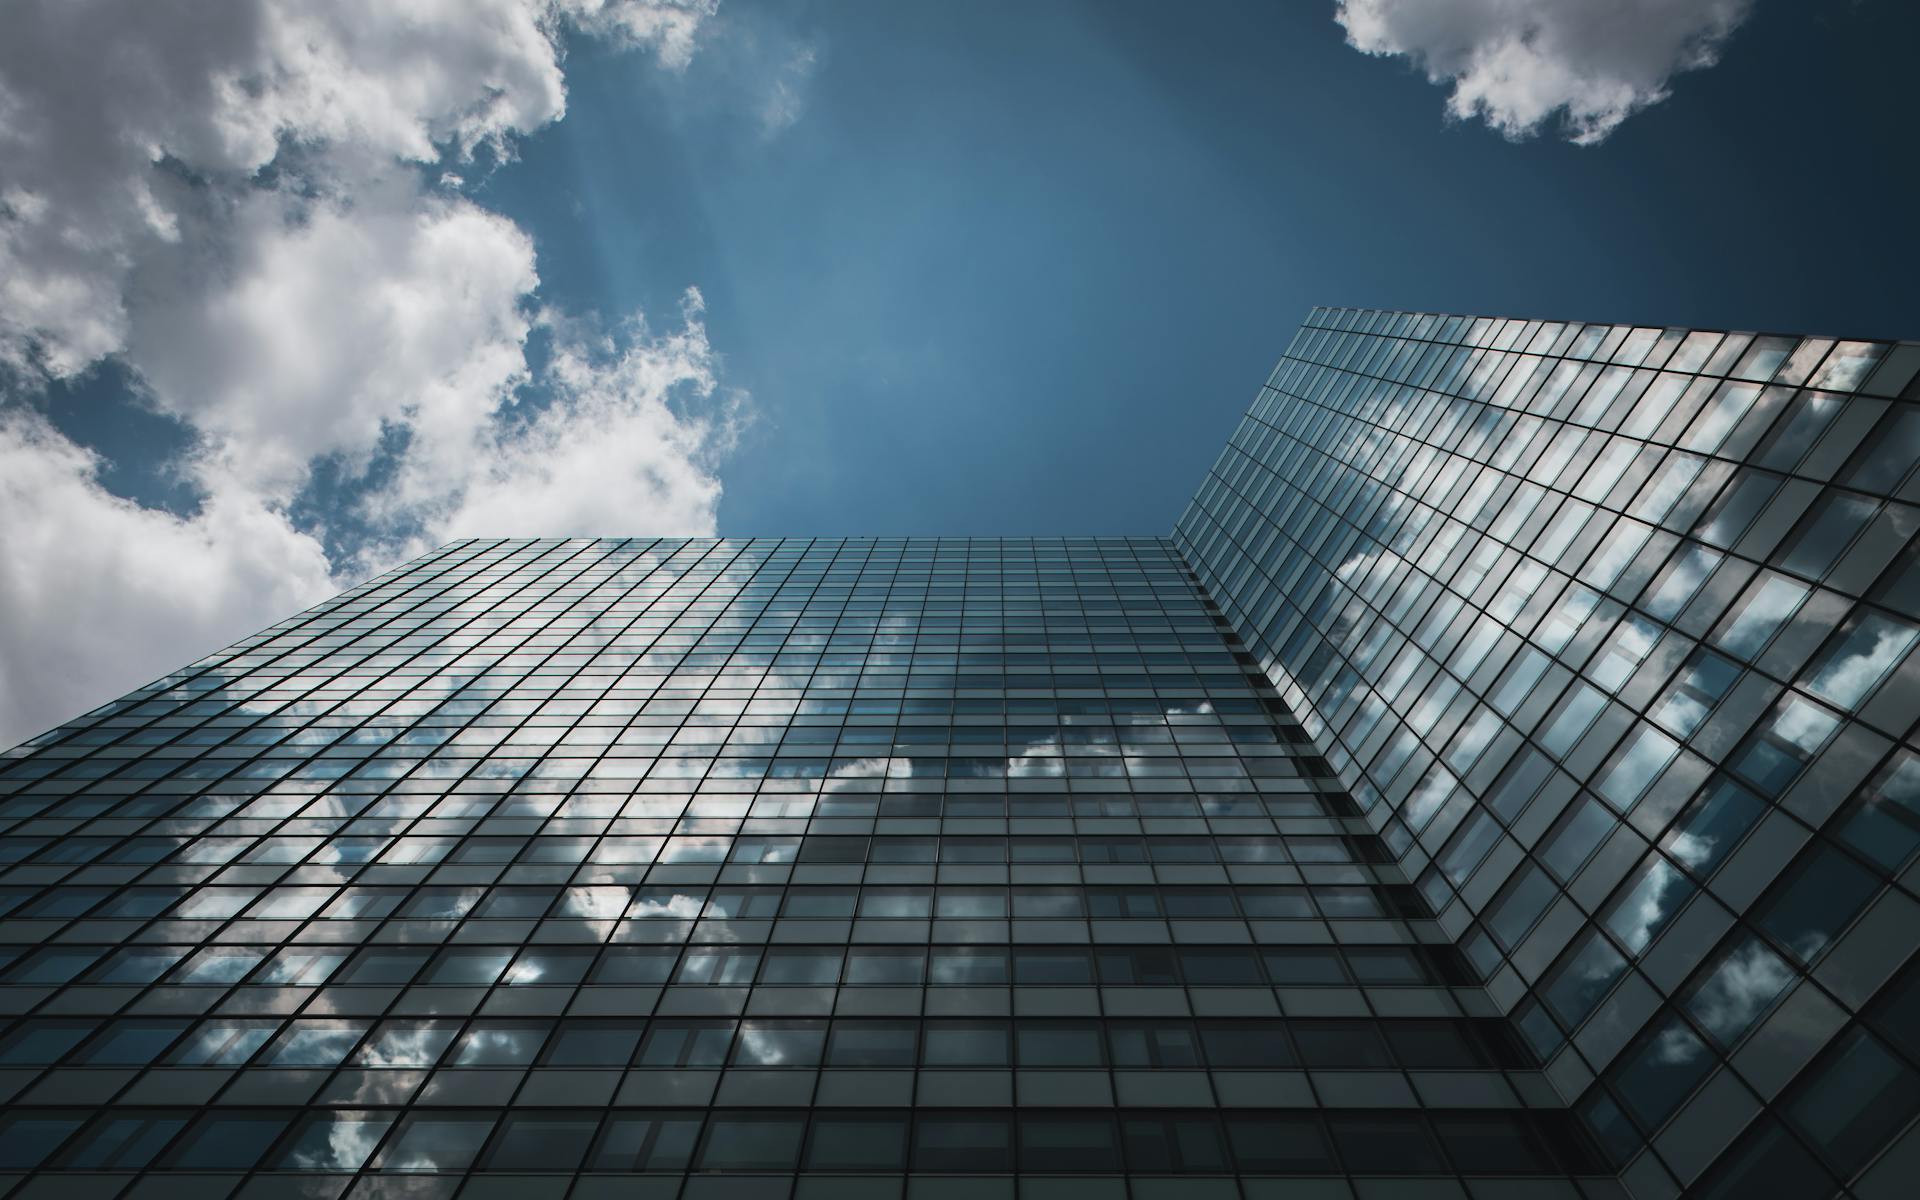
top-left (0, 307), bottom-right (1912, 1198)
top-left (1178, 308), bottom-right (1920, 1198)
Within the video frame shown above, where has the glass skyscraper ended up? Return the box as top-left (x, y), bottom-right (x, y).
top-left (1, 309), bottom-right (1915, 1199)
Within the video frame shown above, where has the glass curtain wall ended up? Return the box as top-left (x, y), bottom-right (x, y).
top-left (1178, 308), bottom-right (1920, 1198)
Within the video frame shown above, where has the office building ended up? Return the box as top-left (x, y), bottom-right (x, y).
top-left (1, 308), bottom-right (1915, 1198)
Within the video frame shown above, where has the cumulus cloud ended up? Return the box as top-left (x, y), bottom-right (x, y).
top-left (0, 0), bottom-right (710, 377)
top-left (1684, 938), bottom-right (1792, 1042)
top-left (0, 0), bottom-right (741, 746)
top-left (130, 186), bottom-right (541, 501)
top-left (380, 288), bottom-right (738, 555)
top-left (0, 409), bottom-right (335, 742)
top-left (565, 0), bottom-right (719, 70)
top-left (1335, 0), bottom-right (1752, 144)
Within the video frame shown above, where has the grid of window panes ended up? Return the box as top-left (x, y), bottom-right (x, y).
top-left (0, 536), bottom-right (1610, 1198)
top-left (1176, 308), bottom-right (1920, 1199)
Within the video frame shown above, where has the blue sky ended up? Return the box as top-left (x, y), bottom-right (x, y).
top-left (1, 0), bottom-right (1917, 742)
top-left (490, 0), bottom-right (1920, 537)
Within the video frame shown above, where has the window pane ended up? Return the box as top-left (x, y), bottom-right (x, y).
top-left (545, 1023), bottom-right (644, 1066)
top-left (163, 1112), bottom-right (292, 1169)
top-left (0, 1113), bottom-right (85, 1169)
top-left (372, 1113), bottom-right (497, 1172)
top-left (1541, 931), bottom-right (1628, 1029)
top-left (1327, 1114), bottom-right (1446, 1173)
top-left (1801, 612), bottom-right (1917, 710)
top-left (1017, 1022), bottom-right (1104, 1067)
top-left (1225, 1115), bottom-right (1335, 1172)
top-left (1731, 698), bottom-right (1839, 796)
top-left (1713, 576), bottom-right (1808, 661)
top-left (1693, 1117), bottom-right (1834, 1200)
top-left (1019, 1115), bottom-right (1120, 1172)
top-left (826, 1021), bottom-right (916, 1067)
top-left (1785, 1028), bottom-right (1920, 1176)
top-left (1602, 855), bottom-right (1696, 955)
top-left (273, 1111), bottom-right (397, 1171)
top-left (1200, 1022), bottom-right (1295, 1068)
top-left (1596, 726), bottom-right (1679, 812)
top-left (1663, 778), bottom-right (1763, 879)
top-left (479, 1112), bottom-right (599, 1171)
top-left (914, 1115), bottom-right (1013, 1172)
top-left (1680, 934), bottom-right (1793, 1049)
top-left (697, 1114), bottom-right (805, 1171)
top-left (1835, 751), bottom-right (1920, 872)
top-left (923, 1022), bottom-right (1009, 1067)
top-left (1294, 1021), bottom-right (1393, 1068)
top-left (731, 1021), bottom-right (825, 1067)
top-left (1778, 492), bottom-right (1877, 580)
top-left (636, 1021), bottom-right (733, 1067)
top-left (1752, 844), bottom-right (1880, 965)
top-left (55, 1112), bottom-right (187, 1170)
top-left (1433, 1113), bottom-right (1556, 1174)
top-left (451, 1023), bottom-right (549, 1066)
top-left (807, 1115), bottom-right (908, 1171)
top-left (587, 1113), bottom-right (701, 1171)
top-left (1650, 650), bottom-right (1739, 738)
top-left (1122, 1115), bottom-right (1230, 1172)
top-left (1611, 1015), bottom-right (1713, 1131)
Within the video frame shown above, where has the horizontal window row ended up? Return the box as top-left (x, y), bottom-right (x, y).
top-left (0, 1106), bottom-right (1605, 1176)
top-left (111, 656), bottom-right (1252, 688)
top-left (0, 833), bottom-right (1393, 875)
top-left (41, 736), bottom-right (1298, 771)
top-left (260, 617), bottom-right (1244, 636)
top-left (1288, 324), bottom-right (1889, 446)
top-left (188, 651), bottom-right (1269, 677)
top-left (3, 881), bottom-right (1415, 927)
top-left (1, 789), bottom-right (1342, 828)
top-left (9, 741), bottom-right (1305, 792)
top-left (150, 624), bottom-right (1262, 648)
top-left (3, 942), bottom-right (1469, 992)
top-left (10, 782), bottom-right (1351, 821)
top-left (120, 639), bottom-right (1268, 685)
top-left (147, 663), bottom-right (1264, 695)
top-left (11, 742), bottom-right (1348, 793)
top-left (248, 620), bottom-right (1228, 638)
top-left (34, 697), bottom-right (1282, 743)
top-left (1300, 314), bottom-right (1887, 392)
top-left (33, 723), bottom-right (1294, 764)
top-left (39, 690), bottom-right (1282, 738)
top-left (0, 1015), bottom-right (1530, 1072)
top-left (14, 705), bottom-right (1293, 769)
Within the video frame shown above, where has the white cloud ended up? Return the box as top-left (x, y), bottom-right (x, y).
top-left (760, 43), bottom-right (820, 137)
top-left (0, 0), bottom-right (743, 747)
top-left (0, 0), bottom-right (721, 384)
top-left (0, 409), bottom-right (336, 744)
top-left (0, 0), bottom-right (702, 377)
top-left (1805, 617), bottom-right (1918, 711)
top-left (378, 288), bottom-right (737, 556)
top-left (1335, 0), bottom-right (1752, 144)
top-left (564, 0), bottom-right (720, 71)
top-left (119, 175), bottom-right (736, 576)
top-left (130, 186), bottom-right (541, 501)
top-left (1684, 938), bottom-right (1792, 1042)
